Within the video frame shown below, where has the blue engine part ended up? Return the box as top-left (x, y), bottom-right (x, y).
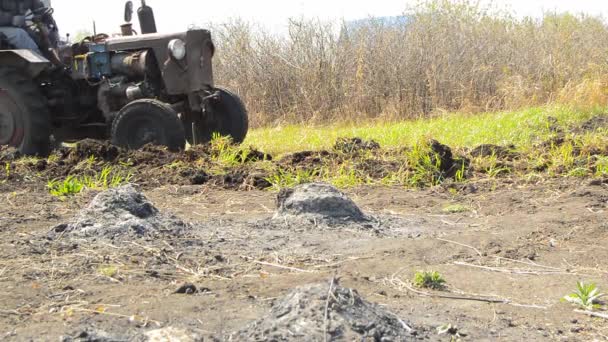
top-left (87, 43), bottom-right (111, 79)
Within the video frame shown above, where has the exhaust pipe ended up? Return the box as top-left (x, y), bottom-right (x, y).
top-left (138, 0), bottom-right (157, 34)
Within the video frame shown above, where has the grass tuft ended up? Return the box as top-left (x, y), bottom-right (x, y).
top-left (562, 282), bottom-right (605, 311)
top-left (47, 166), bottom-right (132, 198)
top-left (414, 271), bottom-right (447, 290)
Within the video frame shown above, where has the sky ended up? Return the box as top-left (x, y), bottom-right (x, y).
top-left (51, 0), bottom-right (608, 38)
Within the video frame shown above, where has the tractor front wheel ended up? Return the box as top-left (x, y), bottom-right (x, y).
top-left (0, 67), bottom-right (51, 156)
top-left (111, 99), bottom-right (186, 152)
top-left (187, 87), bottom-right (249, 145)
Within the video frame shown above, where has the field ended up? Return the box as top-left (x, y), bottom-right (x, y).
top-left (1, 106), bottom-right (607, 340)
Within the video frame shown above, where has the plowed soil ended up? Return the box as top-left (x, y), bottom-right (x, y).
top-left (1, 173), bottom-right (607, 340)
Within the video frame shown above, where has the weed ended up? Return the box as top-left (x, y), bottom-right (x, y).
top-left (47, 166), bottom-right (132, 197)
top-left (567, 167), bottom-right (590, 178)
top-left (211, 134), bottom-right (246, 166)
top-left (562, 282), bottom-right (605, 311)
top-left (442, 204), bottom-right (470, 214)
top-left (595, 157), bottom-right (608, 176)
top-left (266, 168), bottom-right (319, 190)
top-left (47, 176), bottom-right (85, 197)
top-left (454, 162), bottom-right (467, 182)
top-left (98, 265), bottom-right (119, 278)
top-left (323, 162), bottom-right (366, 188)
top-left (414, 271), bottom-right (446, 290)
top-left (82, 166), bottom-right (132, 190)
top-left (405, 142), bottom-right (444, 187)
top-left (437, 324), bottom-right (466, 342)
top-left (4, 162), bottom-right (10, 178)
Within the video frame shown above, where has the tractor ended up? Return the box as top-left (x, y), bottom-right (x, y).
top-left (0, 0), bottom-right (248, 156)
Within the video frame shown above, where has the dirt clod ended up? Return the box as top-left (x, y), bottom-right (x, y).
top-left (52, 185), bottom-right (189, 240)
top-left (175, 283), bottom-right (199, 295)
top-left (580, 115), bottom-right (608, 132)
top-left (236, 281), bottom-right (419, 341)
top-left (69, 139), bottom-right (122, 162)
top-left (275, 183), bottom-right (368, 223)
top-left (429, 140), bottom-right (454, 173)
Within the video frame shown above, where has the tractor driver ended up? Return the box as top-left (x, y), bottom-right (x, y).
top-left (0, 0), bottom-right (59, 58)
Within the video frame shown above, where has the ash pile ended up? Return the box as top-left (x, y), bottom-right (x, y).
top-left (235, 281), bottom-right (421, 341)
top-left (51, 185), bottom-right (189, 240)
top-left (269, 183), bottom-right (426, 236)
top-left (273, 183), bottom-right (370, 225)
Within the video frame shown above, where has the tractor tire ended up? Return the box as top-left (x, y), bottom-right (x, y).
top-left (111, 99), bottom-right (186, 152)
top-left (187, 87), bottom-right (249, 145)
top-left (0, 67), bottom-right (51, 156)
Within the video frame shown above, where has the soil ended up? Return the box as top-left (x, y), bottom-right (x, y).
top-left (0, 173), bottom-right (607, 340)
top-left (1, 123), bottom-right (608, 340)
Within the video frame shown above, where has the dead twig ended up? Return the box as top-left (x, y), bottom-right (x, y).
top-left (453, 261), bottom-right (572, 276)
top-left (252, 261), bottom-right (315, 274)
top-left (386, 277), bottom-right (548, 309)
top-left (0, 309), bottom-right (23, 316)
top-left (575, 310), bottom-right (608, 320)
top-left (436, 238), bottom-right (482, 256)
top-left (73, 308), bottom-right (162, 327)
top-left (493, 256), bottom-right (562, 271)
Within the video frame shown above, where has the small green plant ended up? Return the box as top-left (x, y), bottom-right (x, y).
top-left (98, 265), bottom-right (119, 278)
top-left (414, 271), bottom-right (446, 290)
top-left (266, 168), bottom-right (319, 190)
top-left (595, 156), bottom-right (608, 176)
top-left (562, 282), bottom-right (605, 311)
top-left (567, 167), bottom-right (590, 178)
top-left (86, 166), bottom-right (132, 189)
top-left (4, 162), bottom-right (10, 178)
top-left (405, 142), bottom-right (444, 187)
top-left (442, 204), bottom-right (470, 214)
top-left (437, 324), bottom-right (466, 341)
top-left (454, 161), bottom-right (467, 182)
top-left (47, 166), bottom-right (132, 197)
top-left (47, 176), bottom-right (85, 197)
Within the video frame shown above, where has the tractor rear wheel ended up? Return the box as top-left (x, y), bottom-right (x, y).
top-left (111, 99), bottom-right (186, 152)
top-left (0, 67), bottom-right (51, 156)
top-left (187, 87), bottom-right (249, 145)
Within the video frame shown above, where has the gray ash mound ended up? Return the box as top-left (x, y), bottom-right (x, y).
top-left (265, 183), bottom-right (427, 236)
top-left (274, 183), bottom-right (369, 224)
top-left (52, 185), bottom-right (189, 240)
top-left (236, 281), bottom-right (421, 341)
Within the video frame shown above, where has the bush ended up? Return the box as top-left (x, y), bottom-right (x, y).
top-left (211, 1), bottom-right (608, 126)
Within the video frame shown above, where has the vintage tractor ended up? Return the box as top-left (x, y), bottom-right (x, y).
top-left (0, 0), bottom-right (248, 156)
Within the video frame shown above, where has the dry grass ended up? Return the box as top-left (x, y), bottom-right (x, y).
top-left (211, 0), bottom-right (608, 127)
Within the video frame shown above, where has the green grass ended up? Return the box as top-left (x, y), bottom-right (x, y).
top-left (47, 166), bottom-right (132, 198)
top-left (562, 282), bottom-right (605, 311)
top-left (245, 105), bottom-right (605, 156)
top-left (414, 271), bottom-right (447, 290)
top-left (442, 204), bottom-right (470, 214)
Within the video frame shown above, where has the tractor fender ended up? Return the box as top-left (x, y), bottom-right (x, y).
top-left (0, 50), bottom-right (51, 77)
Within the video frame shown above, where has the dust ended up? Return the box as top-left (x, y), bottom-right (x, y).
top-left (235, 281), bottom-right (422, 341)
top-left (50, 185), bottom-right (190, 240)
